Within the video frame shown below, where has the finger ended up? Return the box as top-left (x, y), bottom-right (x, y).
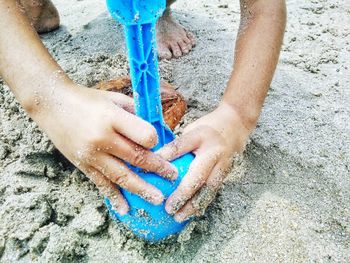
top-left (156, 130), bottom-right (202, 161)
top-left (173, 196), bottom-right (201, 223)
top-left (112, 108), bottom-right (158, 149)
top-left (108, 92), bottom-right (135, 114)
top-left (205, 161), bottom-right (230, 190)
top-left (174, 163), bottom-right (227, 222)
top-left (173, 183), bottom-right (221, 223)
top-left (165, 151), bottom-right (218, 215)
top-left (85, 167), bottom-right (129, 215)
top-left (95, 154), bottom-right (164, 205)
top-left (107, 134), bottom-right (178, 180)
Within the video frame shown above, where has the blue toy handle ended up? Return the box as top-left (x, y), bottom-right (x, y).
top-left (124, 23), bottom-right (166, 149)
top-left (106, 0), bottom-right (166, 26)
top-left (105, 0), bottom-right (195, 242)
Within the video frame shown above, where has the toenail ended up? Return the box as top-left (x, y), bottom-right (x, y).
top-left (159, 52), bottom-right (172, 60)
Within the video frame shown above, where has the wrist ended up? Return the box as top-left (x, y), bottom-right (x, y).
top-left (219, 99), bottom-right (261, 133)
top-left (23, 78), bottom-right (77, 122)
top-left (216, 102), bottom-right (252, 141)
top-left (18, 68), bottom-right (74, 114)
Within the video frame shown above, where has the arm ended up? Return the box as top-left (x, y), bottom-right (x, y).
top-left (223, 0), bottom-right (286, 131)
top-left (157, 0), bottom-right (286, 221)
top-left (0, 0), bottom-right (179, 214)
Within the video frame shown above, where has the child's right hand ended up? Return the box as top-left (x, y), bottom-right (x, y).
top-left (30, 83), bottom-right (178, 215)
top-left (2, 0), bottom-right (177, 216)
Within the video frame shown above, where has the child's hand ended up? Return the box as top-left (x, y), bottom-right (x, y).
top-left (156, 103), bottom-right (251, 222)
top-left (32, 84), bottom-right (178, 215)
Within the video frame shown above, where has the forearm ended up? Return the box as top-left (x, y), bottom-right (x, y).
top-left (222, 0), bottom-right (286, 131)
top-left (0, 0), bottom-right (72, 115)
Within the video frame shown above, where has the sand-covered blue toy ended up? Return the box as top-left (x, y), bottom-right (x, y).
top-left (105, 0), bottom-right (194, 241)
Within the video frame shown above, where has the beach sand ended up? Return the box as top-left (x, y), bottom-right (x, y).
top-left (0, 0), bottom-right (349, 262)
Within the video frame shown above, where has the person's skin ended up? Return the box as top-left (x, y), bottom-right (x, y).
top-left (17, 0), bottom-right (60, 34)
top-left (0, 0), bottom-right (286, 221)
top-left (157, 0), bottom-right (287, 222)
top-left (157, 0), bottom-right (196, 59)
top-left (0, 0), bottom-right (180, 215)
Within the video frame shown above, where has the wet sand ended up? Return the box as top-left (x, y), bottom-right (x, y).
top-left (0, 0), bottom-right (349, 262)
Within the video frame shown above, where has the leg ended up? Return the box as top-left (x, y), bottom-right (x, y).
top-left (18, 0), bottom-right (60, 34)
top-left (157, 0), bottom-right (196, 60)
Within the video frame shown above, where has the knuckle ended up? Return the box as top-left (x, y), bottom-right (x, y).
top-left (154, 159), bottom-right (165, 173)
top-left (74, 148), bottom-right (96, 166)
top-left (86, 170), bottom-right (112, 193)
top-left (194, 207), bottom-right (204, 217)
top-left (165, 140), bottom-right (181, 157)
top-left (96, 184), bottom-right (111, 196)
top-left (104, 187), bottom-right (119, 201)
top-left (196, 126), bottom-right (221, 140)
top-left (209, 127), bottom-right (219, 136)
top-left (132, 150), bottom-right (148, 167)
top-left (152, 159), bottom-right (166, 174)
top-left (194, 178), bottom-right (206, 189)
top-left (213, 148), bottom-right (225, 160)
top-left (87, 131), bottom-right (106, 146)
top-left (113, 171), bottom-right (129, 187)
top-left (210, 177), bottom-right (224, 189)
top-left (189, 203), bottom-right (202, 217)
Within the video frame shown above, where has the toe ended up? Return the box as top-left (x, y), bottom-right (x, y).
top-left (186, 40), bottom-right (193, 52)
top-left (187, 32), bottom-right (196, 47)
top-left (170, 43), bottom-right (182, 58)
top-left (158, 47), bottom-right (173, 60)
top-left (183, 35), bottom-right (191, 45)
top-left (179, 40), bottom-right (190, 55)
top-left (158, 42), bottom-right (173, 60)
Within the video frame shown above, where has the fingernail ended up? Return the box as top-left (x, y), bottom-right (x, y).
top-left (155, 192), bottom-right (165, 205)
top-left (165, 200), bottom-right (174, 214)
top-left (111, 200), bottom-right (128, 216)
top-left (175, 211), bottom-right (196, 222)
top-left (144, 190), bottom-right (164, 205)
top-left (158, 163), bottom-right (178, 181)
top-left (166, 199), bottom-right (184, 215)
top-left (117, 205), bottom-right (129, 216)
top-left (174, 213), bottom-right (186, 223)
top-left (167, 164), bottom-right (178, 180)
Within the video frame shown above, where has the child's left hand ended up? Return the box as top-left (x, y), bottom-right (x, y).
top-left (156, 103), bottom-right (251, 222)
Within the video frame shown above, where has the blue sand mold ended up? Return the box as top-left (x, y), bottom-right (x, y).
top-left (106, 142), bottom-right (194, 241)
top-left (105, 0), bottom-right (194, 241)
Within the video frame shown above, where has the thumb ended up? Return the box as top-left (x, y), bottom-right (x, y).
top-left (156, 129), bottom-right (201, 161)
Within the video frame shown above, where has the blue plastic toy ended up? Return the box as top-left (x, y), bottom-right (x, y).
top-left (105, 0), bottom-right (194, 241)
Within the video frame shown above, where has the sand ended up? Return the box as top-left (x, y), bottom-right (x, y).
top-left (0, 0), bottom-right (349, 262)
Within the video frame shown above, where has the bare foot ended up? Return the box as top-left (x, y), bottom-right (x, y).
top-left (18, 0), bottom-right (60, 34)
top-left (157, 11), bottom-right (196, 60)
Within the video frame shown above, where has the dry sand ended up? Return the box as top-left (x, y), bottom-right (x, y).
top-left (1, 0), bottom-right (349, 262)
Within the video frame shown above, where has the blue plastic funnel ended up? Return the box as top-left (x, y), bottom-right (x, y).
top-left (105, 0), bottom-right (194, 241)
